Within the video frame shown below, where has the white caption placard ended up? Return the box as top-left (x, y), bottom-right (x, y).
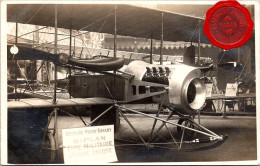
top-left (206, 83), bottom-right (213, 97)
top-left (62, 125), bottom-right (117, 164)
top-left (225, 83), bottom-right (238, 97)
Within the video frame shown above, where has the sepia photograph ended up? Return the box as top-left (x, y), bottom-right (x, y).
top-left (1, 1), bottom-right (259, 164)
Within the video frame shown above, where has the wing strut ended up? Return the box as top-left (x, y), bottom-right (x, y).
top-left (150, 34), bottom-right (153, 64)
top-left (14, 21), bottom-right (18, 100)
top-left (114, 5), bottom-right (117, 74)
top-left (69, 27), bottom-right (72, 99)
top-left (53, 5), bottom-right (59, 152)
top-left (114, 5), bottom-right (117, 58)
top-left (160, 13), bottom-right (164, 65)
top-left (53, 4), bottom-right (58, 104)
top-left (197, 20), bottom-right (201, 66)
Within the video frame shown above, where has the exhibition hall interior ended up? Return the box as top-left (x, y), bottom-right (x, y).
top-left (5, 3), bottom-right (257, 164)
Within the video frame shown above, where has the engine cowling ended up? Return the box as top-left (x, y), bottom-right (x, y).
top-left (124, 61), bottom-right (206, 114)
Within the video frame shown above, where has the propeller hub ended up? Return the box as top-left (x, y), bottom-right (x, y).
top-left (58, 53), bottom-right (69, 65)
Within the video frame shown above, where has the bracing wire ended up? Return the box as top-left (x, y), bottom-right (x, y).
top-left (8, 5), bottom-right (46, 43)
top-left (181, 22), bottom-right (199, 57)
top-left (89, 9), bottom-right (113, 57)
top-left (25, 5), bottom-right (45, 24)
top-left (236, 54), bottom-right (250, 81)
top-left (101, 76), bottom-right (115, 102)
top-left (33, 12), bottom-right (113, 50)
top-left (8, 26), bottom-right (48, 43)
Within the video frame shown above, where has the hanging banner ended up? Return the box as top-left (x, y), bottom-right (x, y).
top-left (62, 125), bottom-right (117, 164)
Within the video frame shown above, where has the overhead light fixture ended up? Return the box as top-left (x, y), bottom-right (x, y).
top-left (10, 45), bottom-right (19, 55)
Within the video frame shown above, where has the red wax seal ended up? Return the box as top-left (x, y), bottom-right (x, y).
top-left (204, 0), bottom-right (254, 50)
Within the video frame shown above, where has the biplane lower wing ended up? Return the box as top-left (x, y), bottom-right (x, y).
top-left (8, 97), bottom-right (120, 109)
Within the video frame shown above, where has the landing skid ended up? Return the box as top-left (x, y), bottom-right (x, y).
top-left (116, 104), bottom-right (227, 151)
top-left (115, 134), bottom-right (228, 152)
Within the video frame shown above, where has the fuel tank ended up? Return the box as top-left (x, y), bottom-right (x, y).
top-left (124, 61), bottom-right (206, 114)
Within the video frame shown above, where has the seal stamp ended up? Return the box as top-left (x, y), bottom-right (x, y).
top-left (204, 0), bottom-right (254, 50)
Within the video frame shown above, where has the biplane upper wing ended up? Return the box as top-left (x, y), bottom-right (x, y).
top-left (7, 4), bottom-right (209, 43)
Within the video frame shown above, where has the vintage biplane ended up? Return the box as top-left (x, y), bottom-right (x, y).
top-left (6, 4), bottom-right (229, 163)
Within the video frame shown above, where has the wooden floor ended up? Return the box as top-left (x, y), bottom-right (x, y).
top-left (8, 113), bottom-right (257, 164)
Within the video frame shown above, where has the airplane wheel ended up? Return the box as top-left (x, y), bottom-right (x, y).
top-left (177, 118), bottom-right (195, 141)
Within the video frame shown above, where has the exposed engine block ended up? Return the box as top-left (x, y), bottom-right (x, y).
top-left (142, 66), bottom-right (170, 85)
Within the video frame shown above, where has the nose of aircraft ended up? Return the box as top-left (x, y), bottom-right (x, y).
top-left (183, 77), bottom-right (206, 110)
top-left (168, 64), bottom-right (206, 114)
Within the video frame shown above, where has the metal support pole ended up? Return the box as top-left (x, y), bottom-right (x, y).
top-left (198, 110), bottom-right (201, 124)
top-left (150, 111), bottom-right (174, 142)
top-left (33, 31), bottom-right (34, 48)
top-left (15, 22), bottom-right (18, 46)
top-left (72, 107), bottom-right (88, 126)
top-left (53, 4), bottom-right (58, 103)
top-left (41, 111), bottom-right (55, 148)
top-left (114, 5), bottom-right (117, 58)
top-left (160, 13), bottom-right (164, 65)
top-left (89, 106), bottom-right (114, 126)
top-left (113, 5), bottom-right (117, 75)
top-left (15, 22), bottom-right (18, 100)
top-left (129, 53), bottom-right (133, 63)
top-left (69, 28), bottom-right (72, 99)
top-left (180, 126), bottom-right (185, 149)
top-left (107, 51), bottom-right (110, 57)
top-left (148, 93), bottom-right (166, 141)
top-left (73, 35), bottom-right (76, 57)
top-left (119, 110), bottom-right (148, 147)
top-left (164, 124), bottom-right (180, 149)
top-left (222, 100), bottom-right (227, 118)
top-left (150, 34), bottom-right (153, 64)
top-left (148, 106), bottom-right (162, 141)
top-left (238, 47), bottom-right (240, 63)
top-left (197, 20), bottom-right (201, 66)
top-left (53, 108), bottom-right (59, 150)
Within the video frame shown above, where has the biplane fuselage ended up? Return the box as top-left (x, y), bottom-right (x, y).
top-left (68, 60), bottom-right (206, 115)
